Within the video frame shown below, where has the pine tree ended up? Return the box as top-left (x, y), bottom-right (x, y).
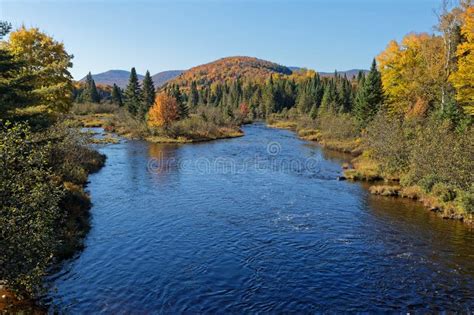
top-left (170, 85), bottom-right (188, 119)
top-left (82, 72), bottom-right (100, 103)
top-left (124, 67), bottom-right (141, 116)
top-left (263, 76), bottom-right (276, 116)
top-left (321, 82), bottom-right (336, 111)
top-left (188, 81), bottom-right (199, 108)
top-left (140, 70), bottom-right (155, 119)
top-left (111, 84), bottom-right (123, 106)
top-left (354, 59), bottom-right (384, 127)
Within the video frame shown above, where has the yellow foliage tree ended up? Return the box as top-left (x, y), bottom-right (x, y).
top-left (450, 5), bottom-right (474, 115)
top-left (147, 92), bottom-right (179, 128)
top-left (377, 33), bottom-right (445, 117)
top-left (8, 27), bottom-right (73, 112)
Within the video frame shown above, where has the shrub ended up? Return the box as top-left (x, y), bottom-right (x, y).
top-left (0, 121), bottom-right (63, 298)
top-left (365, 112), bottom-right (412, 176)
top-left (70, 102), bottom-right (118, 115)
top-left (316, 110), bottom-right (359, 141)
top-left (456, 185), bottom-right (474, 214)
top-left (431, 183), bottom-right (457, 202)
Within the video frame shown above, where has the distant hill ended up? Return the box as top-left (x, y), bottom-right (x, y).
top-left (80, 69), bottom-right (183, 89)
top-left (80, 70), bottom-right (144, 89)
top-left (169, 56), bottom-right (293, 88)
top-left (152, 70), bottom-right (184, 87)
top-left (81, 64), bottom-right (367, 90)
top-left (285, 66), bottom-right (368, 78)
top-left (318, 69), bottom-right (369, 78)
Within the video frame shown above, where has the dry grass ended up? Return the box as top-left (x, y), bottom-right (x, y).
top-left (369, 185), bottom-right (402, 196)
top-left (343, 155), bottom-right (382, 181)
top-left (267, 120), bottom-right (298, 130)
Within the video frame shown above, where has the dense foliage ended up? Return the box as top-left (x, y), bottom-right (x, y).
top-left (0, 22), bottom-right (105, 301)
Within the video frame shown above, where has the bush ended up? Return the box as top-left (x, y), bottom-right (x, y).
top-left (0, 121), bottom-right (64, 298)
top-left (70, 102), bottom-right (119, 115)
top-left (0, 120), bottom-right (105, 299)
top-left (456, 185), bottom-right (474, 214)
top-left (365, 112), bottom-right (412, 176)
top-left (407, 117), bottom-right (473, 192)
top-left (316, 110), bottom-right (359, 141)
top-left (431, 183), bottom-right (457, 202)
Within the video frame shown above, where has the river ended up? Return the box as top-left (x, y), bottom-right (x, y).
top-left (46, 124), bottom-right (474, 313)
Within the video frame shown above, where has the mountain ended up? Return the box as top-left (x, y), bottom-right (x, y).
top-left (80, 70), bottom-right (145, 89)
top-left (318, 69), bottom-right (369, 78)
top-left (168, 56), bottom-right (293, 88)
top-left (80, 69), bottom-right (183, 89)
top-left (288, 67), bottom-right (368, 78)
top-left (151, 70), bottom-right (184, 87)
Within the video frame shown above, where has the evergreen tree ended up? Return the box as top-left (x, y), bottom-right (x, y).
top-left (82, 72), bottom-right (100, 103)
top-left (170, 85), bottom-right (188, 119)
top-left (140, 70), bottom-right (155, 119)
top-left (0, 22), bottom-right (32, 115)
top-left (321, 81), bottom-right (337, 111)
top-left (111, 83), bottom-right (123, 106)
top-left (296, 83), bottom-right (314, 114)
top-left (188, 81), bottom-right (199, 108)
top-left (354, 59), bottom-right (384, 127)
top-left (124, 67), bottom-right (142, 116)
top-left (263, 76), bottom-right (276, 116)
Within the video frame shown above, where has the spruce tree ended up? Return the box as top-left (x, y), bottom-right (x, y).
top-left (82, 72), bottom-right (100, 103)
top-left (111, 83), bottom-right (123, 106)
top-left (140, 70), bottom-right (155, 119)
top-left (124, 67), bottom-right (142, 116)
top-left (321, 82), bottom-right (336, 111)
top-left (170, 85), bottom-right (188, 119)
top-left (188, 81), bottom-right (199, 109)
top-left (353, 59), bottom-right (384, 127)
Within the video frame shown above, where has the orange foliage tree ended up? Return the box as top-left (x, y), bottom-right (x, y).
top-left (239, 102), bottom-right (250, 117)
top-left (147, 92), bottom-right (178, 128)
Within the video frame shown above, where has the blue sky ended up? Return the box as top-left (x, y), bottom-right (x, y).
top-left (1, 0), bottom-right (440, 79)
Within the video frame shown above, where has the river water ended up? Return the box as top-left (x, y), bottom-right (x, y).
top-left (46, 124), bottom-right (474, 313)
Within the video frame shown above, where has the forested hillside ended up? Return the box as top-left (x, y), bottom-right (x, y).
top-left (169, 56), bottom-right (292, 88)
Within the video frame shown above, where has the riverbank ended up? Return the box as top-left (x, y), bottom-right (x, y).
top-left (268, 118), bottom-right (473, 226)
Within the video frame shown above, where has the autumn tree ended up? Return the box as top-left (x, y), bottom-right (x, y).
top-left (450, 5), bottom-right (474, 115)
top-left (377, 33), bottom-right (445, 117)
top-left (7, 26), bottom-right (73, 112)
top-left (111, 83), bottom-right (123, 106)
top-left (140, 70), bottom-right (156, 120)
top-left (354, 59), bottom-right (383, 127)
top-left (239, 102), bottom-right (250, 119)
top-left (124, 67), bottom-right (141, 116)
top-left (147, 92), bottom-right (179, 128)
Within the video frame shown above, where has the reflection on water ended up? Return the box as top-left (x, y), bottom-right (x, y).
top-left (46, 124), bottom-right (474, 313)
